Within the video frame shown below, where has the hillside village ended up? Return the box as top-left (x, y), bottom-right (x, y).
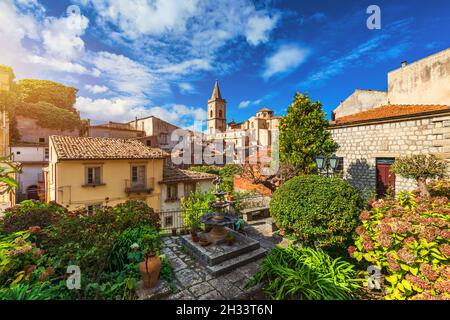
top-left (0, 46), bottom-right (450, 301)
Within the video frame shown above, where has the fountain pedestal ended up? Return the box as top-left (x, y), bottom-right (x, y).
top-left (180, 176), bottom-right (267, 276)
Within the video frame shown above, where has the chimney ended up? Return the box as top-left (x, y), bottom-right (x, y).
top-left (401, 61), bottom-right (407, 68)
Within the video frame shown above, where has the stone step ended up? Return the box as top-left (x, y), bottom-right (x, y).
top-left (206, 247), bottom-right (267, 277)
top-left (180, 230), bottom-right (261, 266)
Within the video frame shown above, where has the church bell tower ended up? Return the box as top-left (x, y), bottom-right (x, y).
top-left (207, 80), bottom-right (226, 134)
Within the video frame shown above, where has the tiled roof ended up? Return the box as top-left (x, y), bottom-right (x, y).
top-left (162, 165), bottom-right (217, 183)
top-left (50, 136), bottom-right (169, 160)
top-left (335, 105), bottom-right (450, 124)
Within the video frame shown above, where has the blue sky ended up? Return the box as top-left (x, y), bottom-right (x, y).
top-left (1, 0), bottom-right (449, 128)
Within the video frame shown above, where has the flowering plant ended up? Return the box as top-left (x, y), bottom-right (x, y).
top-left (350, 191), bottom-right (450, 300)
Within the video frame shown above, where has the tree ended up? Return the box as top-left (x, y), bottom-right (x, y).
top-left (391, 154), bottom-right (448, 196)
top-left (279, 93), bottom-right (338, 174)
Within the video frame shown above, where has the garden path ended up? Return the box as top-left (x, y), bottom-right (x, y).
top-left (161, 218), bottom-right (280, 300)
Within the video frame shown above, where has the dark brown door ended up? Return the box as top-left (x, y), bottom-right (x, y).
top-left (376, 158), bottom-right (396, 198)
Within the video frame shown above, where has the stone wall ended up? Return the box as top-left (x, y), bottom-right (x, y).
top-left (329, 113), bottom-right (450, 195)
top-left (16, 115), bottom-right (79, 143)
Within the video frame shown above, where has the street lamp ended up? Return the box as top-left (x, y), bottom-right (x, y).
top-left (315, 154), bottom-right (339, 177)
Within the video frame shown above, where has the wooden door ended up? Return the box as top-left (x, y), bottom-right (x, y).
top-left (376, 159), bottom-right (396, 198)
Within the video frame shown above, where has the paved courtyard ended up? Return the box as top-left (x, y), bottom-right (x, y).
top-left (156, 219), bottom-right (280, 300)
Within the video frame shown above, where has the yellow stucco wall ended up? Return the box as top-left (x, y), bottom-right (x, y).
top-left (49, 155), bottom-right (164, 212)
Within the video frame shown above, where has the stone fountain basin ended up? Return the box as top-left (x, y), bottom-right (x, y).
top-left (199, 212), bottom-right (238, 227)
top-left (180, 228), bottom-right (266, 276)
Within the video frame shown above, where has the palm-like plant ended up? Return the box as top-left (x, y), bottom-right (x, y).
top-left (0, 156), bottom-right (20, 195)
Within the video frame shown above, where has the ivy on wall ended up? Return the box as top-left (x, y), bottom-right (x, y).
top-left (16, 79), bottom-right (78, 112)
top-left (15, 101), bottom-right (82, 132)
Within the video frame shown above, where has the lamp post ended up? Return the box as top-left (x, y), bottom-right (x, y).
top-left (315, 154), bottom-right (339, 177)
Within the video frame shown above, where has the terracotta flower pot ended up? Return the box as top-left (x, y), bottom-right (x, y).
top-left (171, 228), bottom-right (177, 236)
top-left (191, 231), bottom-right (200, 242)
top-left (139, 254), bottom-right (161, 289)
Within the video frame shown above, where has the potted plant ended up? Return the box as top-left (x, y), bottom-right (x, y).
top-left (139, 233), bottom-right (162, 289)
top-left (191, 229), bottom-right (200, 242)
top-left (224, 232), bottom-right (236, 246)
top-left (198, 234), bottom-right (210, 247)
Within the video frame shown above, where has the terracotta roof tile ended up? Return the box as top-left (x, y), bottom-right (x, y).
top-left (335, 105), bottom-right (450, 124)
top-left (50, 135), bottom-right (169, 160)
top-left (162, 165), bottom-right (217, 183)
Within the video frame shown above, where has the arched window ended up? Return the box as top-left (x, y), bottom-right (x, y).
top-left (210, 110), bottom-right (213, 118)
top-left (219, 110), bottom-right (222, 118)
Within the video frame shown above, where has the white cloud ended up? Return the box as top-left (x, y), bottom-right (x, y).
top-left (41, 12), bottom-right (89, 60)
top-left (238, 100), bottom-right (251, 108)
top-left (157, 59), bottom-right (211, 75)
top-left (178, 82), bottom-right (195, 94)
top-left (89, 51), bottom-right (165, 97)
top-left (262, 44), bottom-right (309, 79)
top-left (28, 55), bottom-right (90, 75)
top-left (76, 96), bottom-right (206, 127)
top-left (85, 0), bottom-right (199, 38)
top-left (84, 84), bottom-right (109, 94)
top-left (0, 0), bottom-right (41, 77)
top-left (245, 14), bottom-right (278, 46)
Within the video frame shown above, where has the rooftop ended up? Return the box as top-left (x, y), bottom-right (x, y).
top-left (334, 104), bottom-right (450, 125)
top-left (162, 165), bottom-right (217, 183)
top-left (50, 136), bottom-right (168, 160)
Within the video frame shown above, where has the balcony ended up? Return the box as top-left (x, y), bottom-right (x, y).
top-left (125, 178), bottom-right (155, 194)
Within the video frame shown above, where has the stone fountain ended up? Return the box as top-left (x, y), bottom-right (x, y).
top-left (199, 176), bottom-right (237, 244)
top-left (180, 176), bottom-right (266, 276)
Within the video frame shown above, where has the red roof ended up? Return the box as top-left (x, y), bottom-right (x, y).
top-left (335, 104), bottom-right (450, 124)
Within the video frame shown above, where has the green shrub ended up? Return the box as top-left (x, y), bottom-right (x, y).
top-left (270, 175), bottom-right (364, 251)
top-left (109, 225), bottom-right (159, 271)
top-left (181, 189), bottom-right (215, 231)
top-left (1, 200), bottom-right (65, 233)
top-left (248, 245), bottom-right (361, 300)
top-left (112, 200), bottom-right (160, 232)
top-left (350, 192), bottom-right (450, 300)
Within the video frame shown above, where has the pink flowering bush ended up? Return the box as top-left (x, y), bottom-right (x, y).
top-left (427, 179), bottom-right (450, 198)
top-left (350, 191), bottom-right (450, 300)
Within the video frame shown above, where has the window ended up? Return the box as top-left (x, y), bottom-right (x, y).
top-left (146, 140), bottom-right (152, 147)
top-left (210, 110), bottom-right (213, 118)
top-left (184, 183), bottom-right (196, 198)
top-left (44, 148), bottom-right (49, 160)
top-left (86, 203), bottom-right (102, 215)
top-left (39, 138), bottom-right (45, 143)
top-left (164, 216), bottom-right (173, 228)
top-left (131, 165), bottom-right (146, 186)
top-left (219, 110), bottom-right (222, 118)
top-left (86, 166), bottom-right (101, 185)
top-left (166, 184), bottom-right (178, 201)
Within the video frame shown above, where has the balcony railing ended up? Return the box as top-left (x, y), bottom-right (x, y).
top-left (125, 178), bottom-right (155, 194)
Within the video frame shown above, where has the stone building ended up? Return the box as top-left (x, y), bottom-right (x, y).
top-left (204, 81), bottom-right (280, 164)
top-left (330, 48), bottom-right (450, 197)
top-left (87, 121), bottom-right (145, 139)
top-left (128, 115), bottom-right (180, 150)
top-left (333, 48), bottom-right (450, 119)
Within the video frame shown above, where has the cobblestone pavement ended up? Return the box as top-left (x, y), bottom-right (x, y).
top-left (162, 218), bottom-right (280, 300)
